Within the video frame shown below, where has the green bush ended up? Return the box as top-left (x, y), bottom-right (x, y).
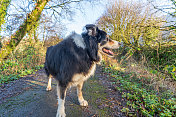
top-left (117, 44), bottom-right (176, 80)
top-left (142, 45), bottom-right (176, 80)
top-left (0, 44), bottom-right (45, 84)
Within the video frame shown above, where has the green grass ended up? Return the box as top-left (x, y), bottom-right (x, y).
top-left (102, 65), bottom-right (176, 117)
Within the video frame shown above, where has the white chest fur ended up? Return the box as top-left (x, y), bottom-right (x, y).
top-left (69, 63), bottom-right (96, 86)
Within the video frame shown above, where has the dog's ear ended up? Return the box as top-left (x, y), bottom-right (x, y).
top-left (85, 24), bottom-right (97, 36)
top-left (97, 30), bottom-right (107, 43)
top-left (84, 37), bottom-right (99, 61)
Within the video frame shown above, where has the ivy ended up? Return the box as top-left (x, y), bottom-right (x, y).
top-left (102, 66), bottom-right (176, 116)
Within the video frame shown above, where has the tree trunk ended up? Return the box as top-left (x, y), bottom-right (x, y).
top-left (0, 0), bottom-right (11, 48)
top-left (0, 0), bottom-right (50, 62)
top-left (0, 0), bottom-right (11, 31)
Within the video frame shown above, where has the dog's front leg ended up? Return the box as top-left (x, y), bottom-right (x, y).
top-left (56, 82), bottom-right (67, 117)
top-left (77, 82), bottom-right (88, 106)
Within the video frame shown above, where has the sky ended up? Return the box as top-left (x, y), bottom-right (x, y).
top-left (63, 0), bottom-right (148, 35)
top-left (47, 0), bottom-right (175, 36)
top-left (1, 0), bottom-right (175, 39)
top-left (62, 0), bottom-right (108, 35)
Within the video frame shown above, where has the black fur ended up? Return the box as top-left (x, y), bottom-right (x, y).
top-left (44, 27), bottom-right (107, 88)
top-left (44, 25), bottom-right (121, 117)
top-left (82, 34), bottom-right (99, 61)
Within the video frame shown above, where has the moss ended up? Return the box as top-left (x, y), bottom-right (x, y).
top-left (83, 76), bottom-right (111, 117)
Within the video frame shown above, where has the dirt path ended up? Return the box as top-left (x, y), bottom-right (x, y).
top-left (0, 66), bottom-right (126, 117)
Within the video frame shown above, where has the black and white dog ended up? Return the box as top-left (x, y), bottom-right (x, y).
top-left (44, 24), bottom-right (121, 117)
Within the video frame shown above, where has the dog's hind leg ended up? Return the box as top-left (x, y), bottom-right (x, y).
top-left (77, 82), bottom-right (88, 106)
top-left (46, 75), bottom-right (52, 91)
top-left (56, 82), bottom-right (67, 117)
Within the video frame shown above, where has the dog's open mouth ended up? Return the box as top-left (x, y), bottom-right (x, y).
top-left (102, 47), bottom-right (114, 56)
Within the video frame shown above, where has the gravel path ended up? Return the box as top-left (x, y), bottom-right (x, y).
top-left (0, 66), bottom-right (126, 117)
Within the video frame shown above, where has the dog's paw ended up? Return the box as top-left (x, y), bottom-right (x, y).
top-left (56, 110), bottom-right (66, 117)
top-left (79, 100), bottom-right (88, 106)
top-left (46, 87), bottom-right (52, 91)
top-left (56, 113), bottom-right (66, 117)
top-left (56, 105), bottom-right (66, 117)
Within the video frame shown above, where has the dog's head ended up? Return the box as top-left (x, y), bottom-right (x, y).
top-left (82, 24), bottom-right (121, 61)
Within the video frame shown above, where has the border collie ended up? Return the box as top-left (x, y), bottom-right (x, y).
top-left (44, 24), bottom-right (121, 117)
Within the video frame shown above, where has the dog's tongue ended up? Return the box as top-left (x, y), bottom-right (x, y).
top-left (104, 48), bottom-right (114, 55)
top-left (108, 50), bottom-right (114, 55)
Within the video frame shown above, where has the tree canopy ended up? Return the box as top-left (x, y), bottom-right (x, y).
top-left (0, 0), bottom-right (96, 61)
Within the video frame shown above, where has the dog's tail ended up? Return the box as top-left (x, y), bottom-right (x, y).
top-left (44, 46), bottom-right (53, 77)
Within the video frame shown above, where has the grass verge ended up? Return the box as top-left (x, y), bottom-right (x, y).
top-left (102, 64), bottom-right (176, 117)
